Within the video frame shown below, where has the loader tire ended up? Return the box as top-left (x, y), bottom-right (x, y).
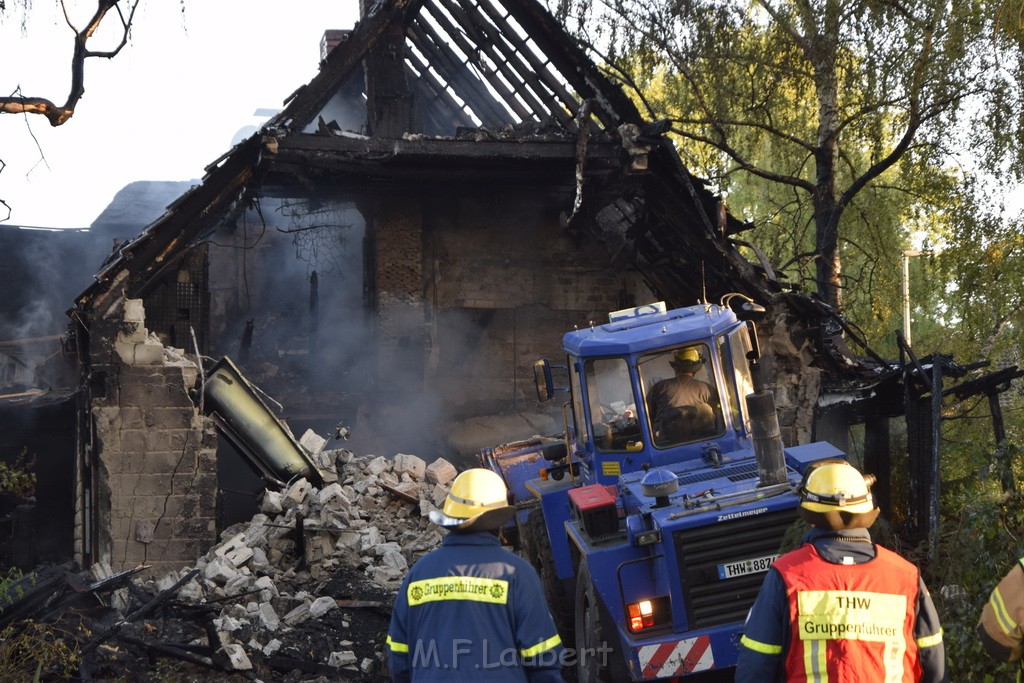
top-left (574, 558), bottom-right (628, 683)
top-left (521, 508), bottom-right (574, 643)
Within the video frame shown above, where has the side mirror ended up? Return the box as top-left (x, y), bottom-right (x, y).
top-left (721, 292), bottom-right (767, 321)
top-left (534, 359), bottom-right (554, 402)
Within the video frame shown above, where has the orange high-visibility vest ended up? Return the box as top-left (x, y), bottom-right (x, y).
top-left (774, 543), bottom-right (922, 682)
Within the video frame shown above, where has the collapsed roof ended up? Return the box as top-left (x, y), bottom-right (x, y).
top-left (74, 0), bottom-right (863, 378)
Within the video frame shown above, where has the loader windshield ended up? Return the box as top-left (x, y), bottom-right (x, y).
top-left (584, 358), bottom-right (640, 452)
top-left (639, 344), bottom-right (724, 448)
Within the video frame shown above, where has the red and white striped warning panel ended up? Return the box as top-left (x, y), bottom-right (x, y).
top-left (636, 635), bottom-right (714, 679)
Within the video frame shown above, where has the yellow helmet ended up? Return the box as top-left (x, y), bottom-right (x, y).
top-left (800, 461), bottom-right (875, 514)
top-left (428, 468), bottom-right (514, 532)
top-left (673, 347), bottom-right (702, 365)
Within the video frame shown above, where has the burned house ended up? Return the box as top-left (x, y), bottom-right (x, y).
top-left (1, 0), bottom-right (990, 579)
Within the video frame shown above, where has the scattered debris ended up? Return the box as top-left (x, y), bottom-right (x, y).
top-left (0, 443), bottom-right (458, 681)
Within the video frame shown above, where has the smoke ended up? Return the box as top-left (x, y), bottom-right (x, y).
top-left (208, 195), bottom-right (479, 458)
top-left (0, 226), bottom-right (111, 390)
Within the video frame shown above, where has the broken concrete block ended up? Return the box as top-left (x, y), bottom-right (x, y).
top-left (359, 526), bottom-right (382, 552)
top-left (204, 556), bottom-right (238, 584)
top-left (260, 491), bottom-right (284, 515)
top-left (335, 531), bottom-right (361, 549)
top-left (213, 615), bottom-right (244, 633)
top-left (431, 485), bottom-right (449, 506)
top-left (361, 657), bottom-right (375, 673)
top-left (395, 453), bottom-right (427, 479)
top-left (425, 458), bottom-right (458, 486)
top-left (224, 574), bottom-right (250, 597)
top-left (220, 643), bottom-right (252, 671)
top-left (329, 650), bottom-right (358, 667)
top-left (283, 601), bottom-right (311, 627)
top-left (381, 549), bottom-right (408, 572)
top-left (299, 429), bottom-right (328, 456)
top-left (155, 571), bottom-right (180, 593)
top-left (365, 455), bottom-right (390, 476)
top-left (264, 639), bottom-right (282, 656)
top-left (258, 602), bottom-right (280, 631)
top-left (177, 577), bottom-right (205, 603)
top-left (123, 298), bottom-right (146, 324)
top-left (129, 337), bottom-right (167, 365)
top-left (250, 546), bottom-right (270, 572)
top-left (226, 546), bottom-right (254, 567)
top-left (214, 532), bottom-right (246, 558)
top-left (317, 483), bottom-right (350, 508)
top-left (283, 478), bottom-right (313, 509)
top-left (309, 596), bottom-right (336, 619)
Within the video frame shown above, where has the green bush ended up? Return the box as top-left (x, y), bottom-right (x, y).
top-left (0, 447), bottom-right (36, 499)
top-left (932, 486), bottom-right (1024, 681)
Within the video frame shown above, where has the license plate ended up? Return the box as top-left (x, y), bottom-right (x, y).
top-left (716, 553), bottom-right (779, 580)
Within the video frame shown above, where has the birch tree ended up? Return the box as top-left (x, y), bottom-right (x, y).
top-left (556, 0), bottom-right (1022, 315)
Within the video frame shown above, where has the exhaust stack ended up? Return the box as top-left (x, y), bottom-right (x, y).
top-left (747, 389), bottom-right (788, 487)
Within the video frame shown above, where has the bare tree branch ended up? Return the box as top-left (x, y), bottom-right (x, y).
top-left (0, 0), bottom-right (141, 126)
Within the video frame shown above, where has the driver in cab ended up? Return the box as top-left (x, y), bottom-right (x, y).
top-left (646, 347), bottom-right (718, 446)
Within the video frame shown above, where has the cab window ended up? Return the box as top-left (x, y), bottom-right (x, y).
top-left (727, 327), bottom-right (755, 434)
top-left (570, 356), bottom-right (587, 448)
top-left (639, 344), bottom-right (724, 448)
top-left (584, 358), bottom-right (639, 452)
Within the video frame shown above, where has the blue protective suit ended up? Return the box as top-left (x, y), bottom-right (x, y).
top-left (387, 531), bottom-right (565, 682)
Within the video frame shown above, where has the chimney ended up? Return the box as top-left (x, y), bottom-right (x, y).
top-left (320, 29), bottom-right (351, 62)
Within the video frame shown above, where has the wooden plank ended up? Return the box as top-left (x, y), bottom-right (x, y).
top-left (451, 0), bottom-right (576, 127)
top-left (421, 2), bottom-right (534, 122)
top-left (407, 21), bottom-right (513, 127)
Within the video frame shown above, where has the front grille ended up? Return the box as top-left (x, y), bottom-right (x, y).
top-left (673, 507), bottom-right (797, 629)
top-left (677, 461), bottom-right (759, 485)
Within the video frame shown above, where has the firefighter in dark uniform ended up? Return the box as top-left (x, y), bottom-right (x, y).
top-left (736, 460), bottom-right (946, 682)
top-left (646, 347), bottom-right (718, 445)
top-left (386, 468), bottom-right (564, 682)
top-left (978, 556), bottom-right (1024, 679)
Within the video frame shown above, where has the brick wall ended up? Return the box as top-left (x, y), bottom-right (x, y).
top-left (420, 191), bottom-right (651, 418)
top-left (374, 197), bottom-right (426, 391)
top-left (90, 299), bottom-right (217, 577)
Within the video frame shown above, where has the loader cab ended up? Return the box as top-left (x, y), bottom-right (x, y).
top-left (539, 302), bottom-right (761, 485)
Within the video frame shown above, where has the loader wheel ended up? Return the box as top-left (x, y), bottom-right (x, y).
top-left (520, 508), bottom-right (574, 641)
top-left (574, 559), bottom-right (628, 683)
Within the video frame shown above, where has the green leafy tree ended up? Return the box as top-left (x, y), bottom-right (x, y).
top-left (555, 0), bottom-right (1022, 317)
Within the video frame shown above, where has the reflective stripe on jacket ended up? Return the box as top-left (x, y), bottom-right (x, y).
top-left (386, 531), bottom-right (564, 682)
top-left (774, 543), bottom-right (921, 682)
top-left (978, 556), bottom-right (1024, 680)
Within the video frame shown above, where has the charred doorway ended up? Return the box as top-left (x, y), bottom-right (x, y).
top-left (0, 392), bottom-right (76, 569)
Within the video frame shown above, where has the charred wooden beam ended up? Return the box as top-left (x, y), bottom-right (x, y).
top-left (278, 0), bottom-right (427, 132)
top-left (496, 0), bottom-right (641, 129)
top-left (276, 133), bottom-right (616, 156)
top-left (117, 633), bottom-right (219, 671)
top-left (437, 0), bottom-right (567, 126)
top-left (420, 2), bottom-right (535, 123)
top-left (404, 49), bottom-right (477, 129)
top-left (0, 564), bottom-right (69, 628)
top-left (77, 136), bottom-right (264, 306)
top-left (82, 568), bottom-right (200, 654)
top-left (407, 20), bottom-right (513, 127)
top-left (468, 0), bottom-right (581, 122)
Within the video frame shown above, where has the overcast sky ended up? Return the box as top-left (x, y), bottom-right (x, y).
top-left (0, 1), bottom-right (359, 229)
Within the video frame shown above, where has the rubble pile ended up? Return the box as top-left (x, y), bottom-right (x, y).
top-left (137, 445), bottom-right (459, 680)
